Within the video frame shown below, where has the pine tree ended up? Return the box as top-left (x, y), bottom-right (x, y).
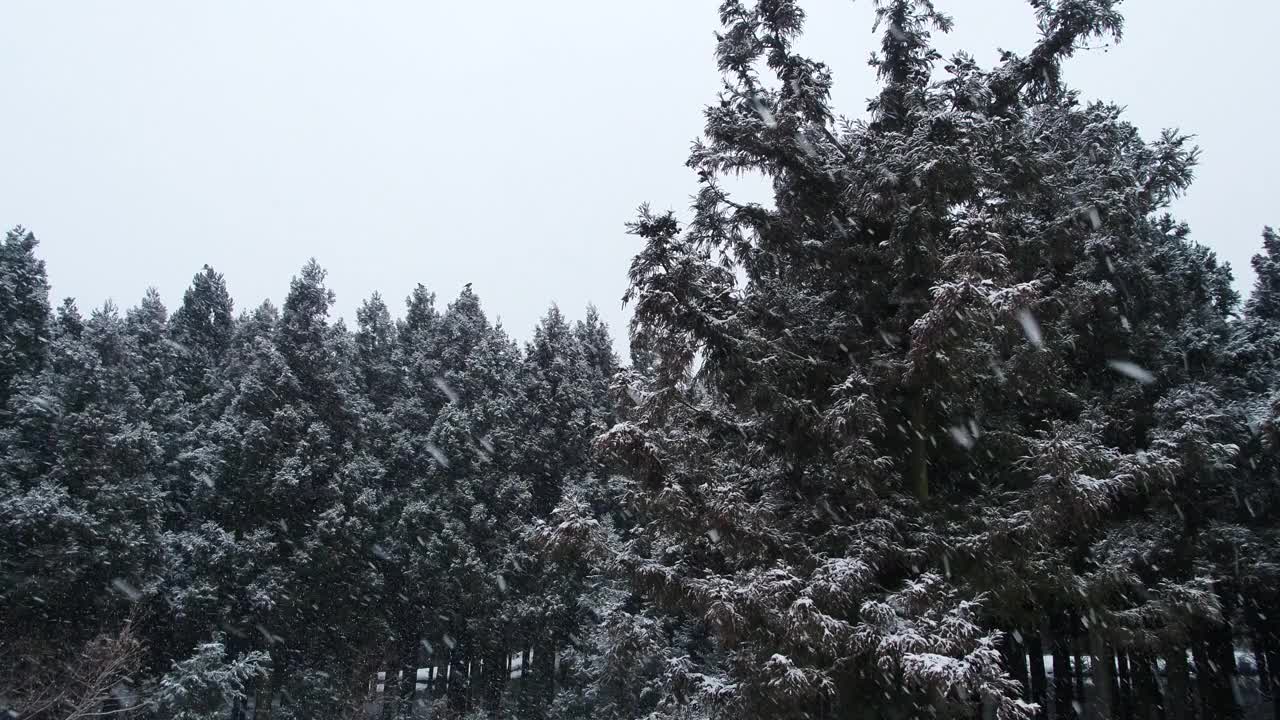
top-left (0, 227), bottom-right (51, 412)
top-left (355, 293), bottom-right (400, 413)
top-left (521, 306), bottom-right (594, 517)
top-left (376, 284), bottom-right (447, 719)
top-left (170, 265), bottom-right (235, 406)
top-left (180, 261), bottom-right (367, 715)
top-left (575, 305), bottom-right (620, 423)
top-left (1230, 228), bottom-right (1280, 397)
top-left (599, 2), bottom-right (1232, 718)
top-left (1225, 227), bottom-right (1280, 719)
top-left (1, 301), bottom-right (164, 652)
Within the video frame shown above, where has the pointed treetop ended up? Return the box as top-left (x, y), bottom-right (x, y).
top-left (237, 300), bottom-right (279, 344)
top-left (127, 288), bottom-right (169, 336)
top-left (1245, 227), bottom-right (1280, 323)
top-left (56, 298), bottom-right (83, 339)
top-left (0, 225), bottom-right (52, 402)
top-left (357, 292), bottom-right (391, 329)
top-left (402, 284), bottom-right (439, 338)
top-left (280, 259), bottom-right (336, 355)
top-left (575, 304), bottom-right (619, 379)
top-left (869, 0), bottom-right (952, 126)
top-left (171, 265), bottom-right (234, 353)
top-left (435, 285), bottom-right (491, 376)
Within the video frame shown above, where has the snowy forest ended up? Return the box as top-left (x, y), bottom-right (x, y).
top-left (3, 1), bottom-right (1280, 719)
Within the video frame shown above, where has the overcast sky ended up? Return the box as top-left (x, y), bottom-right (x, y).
top-left (1, 1), bottom-right (1275, 357)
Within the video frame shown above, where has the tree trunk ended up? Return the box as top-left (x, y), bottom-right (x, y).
top-left (465, 653), bottom-right (476, 702)
top-left (1209, 586), bottom-right (1240, 720)
top-left (253, 677), bottom-right (271, 720)
top-left (909, 393), bottom-right (929, 501)
top-left (1251, 641), bottom-right (1269, 700)
top-left (1006, 631), bottom-right (1030, 701)
top-left (1117, 653), bottom-right (1132, 720)
top-left (1029, 631), bottom-right (1048, 718)
top-left (1090, 631), bottom-right (1115, 720)
top-left (347, 657), bottom-right (373, 720)
top-left (1052, 615), bottom-right (1076, 720)
top-left (448, 648), bottom-right (470, 715)
top-left (252, 660), bottom-right (277, 720)
top-left (1167, 650), bottom-right (1189, 720)
top-left (380, 648), bottom-right (398, 720)
top-left (1073, 629), bottom-right (1088, 710)
top-left (1267, 648), bottom-right (1280, 720)
top-left (397, 637), bottom-right (417, 719)
top-left (483, 644), bottom-right (507, 718)
top-left (1188, 625), bottom-right (1238, 720)
top-left (518, 645), bottom-right (532, 718)
top-left (1192, 642), bottom-right (1214, 720)
top-left (1130, 654), bottom-right (1163, 720)
top-left (1210, 624), bottom-right (1240, 720)
top-left (532, 635), bottom-right (557, 718)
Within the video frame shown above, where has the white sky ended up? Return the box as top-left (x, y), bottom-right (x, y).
top-left (1, 1), bottom-right (1275, 356)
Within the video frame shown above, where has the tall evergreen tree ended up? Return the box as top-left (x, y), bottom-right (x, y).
top-left (0, 227), bottom-right (51, 412)
top-left (575, 304), bottom-right (620, 420)
top-left (1, 301), bottom-right (164, 651)
top-left (1225, 227), bottom-right (1280, 719)
top-left (170, 265), bottom-right (235, 406)
top-left (600, 2), bottom-right (1234, 719)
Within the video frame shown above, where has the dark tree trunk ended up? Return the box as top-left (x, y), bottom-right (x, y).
top-left (1192, 642), bottom-right (1215, 720)
top-left (1167, 649), bottom-right (1190, 720)
top-left (1073, 630), bottom-right (1088, 709)
top-left (1090, 631), bottom-right (1115, 720)
top-left (1209, 624), bottom-right (1240, 720)
top-left (472, 658), bottom-right (480, 708)
top-left (252, 658), bottom-right (281, 720)
top-left (1267, 648), bottom-right (1280, 720)
top-left (908, 393), bottom-right (929, 501)
top-left (1006, 631), bottom-right (1030, 701)
top-left (483, 644), bottom-right (507, 718)
top-left (1029, 631), bottom-right (1049, 718)
top-left (1188, 624), bottom-right (1239, 720)
top-left (347, 657), bottom-right (373, 720)
top-left (518, 645), bottom-right (532, 718)
top-left (448, 647), bottom-right (470, 715)
top-left (380, 648), bottom-right (398, 720)
top-left (1053, 618), bottom-right (1076, 720)
top-left (1117, 653), bottom-right (1132, 720)
top-left (1251, 641), bottom-right (1269, 700)
top-left (532, 635), bottom-right (556, 718)
top-left (269, 657), bottom-right (287, 720)
top-left (1208, 586), bottom-right (1240, 720)
top-left (1130, 654), bottom-right (1163, 720)
top-left (397, 637), bottom-right (417, 719)
top-left (253, 676), bottom-right (272, 720)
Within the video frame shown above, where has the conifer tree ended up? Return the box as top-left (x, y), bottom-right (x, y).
top-left (1, 301), bottom-right (164, 652)
top-left (0, 227), bottom-right (51, 413)
top-left (600, 2), bottom-right (1234, 718)
top-left (170, 265), bottom-right (235, 406)
top-left (1226, 227), bottom-right (1280, 718)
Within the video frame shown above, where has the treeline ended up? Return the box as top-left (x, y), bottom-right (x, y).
top-left (0, 246), bottom-right (624, 719)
